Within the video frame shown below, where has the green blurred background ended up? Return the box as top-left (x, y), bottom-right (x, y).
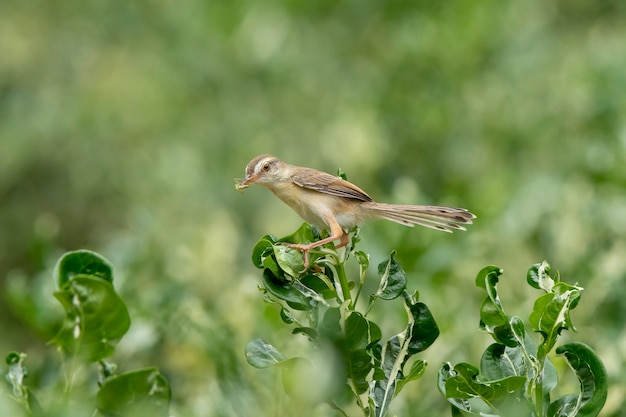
top-left (1, 0), bottom-right (625, 415)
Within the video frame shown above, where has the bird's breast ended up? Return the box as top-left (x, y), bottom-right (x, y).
top-left (269, 182), bottom-right (363, 231)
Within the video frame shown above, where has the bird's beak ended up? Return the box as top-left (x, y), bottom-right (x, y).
top-left (235, 174), bottom-right (256, 191)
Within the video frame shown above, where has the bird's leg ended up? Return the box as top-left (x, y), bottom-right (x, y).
top-left (335, 231), bottom-right (351, 248)
top-left (285, 221), bottom-right (348, 270)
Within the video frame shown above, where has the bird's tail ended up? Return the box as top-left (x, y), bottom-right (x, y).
top-left (363, 203), bottom-right (475, 233)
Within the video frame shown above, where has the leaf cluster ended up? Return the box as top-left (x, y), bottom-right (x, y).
top-left (438, 262), bottom-right (607, 417)
top-left (245, 224), bottom-right (439, 417)
top-left (3, 250), bottom-right (171, 417)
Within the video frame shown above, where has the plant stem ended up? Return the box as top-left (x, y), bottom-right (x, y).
top-left (334, 252), bottom-right (353, 309)
top-left (534, 357), bottom-right (545, 417)
top-left (535, 379), bottom-right (543, 417)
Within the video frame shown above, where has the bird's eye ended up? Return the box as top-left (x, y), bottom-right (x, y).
top-left (262, 162), bottom-right (271, 172)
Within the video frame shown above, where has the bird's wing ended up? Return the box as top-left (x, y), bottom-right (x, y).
top-left (292, 168), bottom-right (373, 202)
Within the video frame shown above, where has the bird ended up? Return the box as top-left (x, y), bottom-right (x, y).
top-left (237, 154), bottom-right (475, 268)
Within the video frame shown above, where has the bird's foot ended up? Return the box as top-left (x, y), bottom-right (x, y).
top-left (278, 242), bottom-right (312, 272)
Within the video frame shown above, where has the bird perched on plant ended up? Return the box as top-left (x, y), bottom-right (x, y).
top-left (236, 154), bottom-right (475, 268)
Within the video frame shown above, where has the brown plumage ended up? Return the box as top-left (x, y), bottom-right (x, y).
top-left (237, 154), bottom-right (475, 267)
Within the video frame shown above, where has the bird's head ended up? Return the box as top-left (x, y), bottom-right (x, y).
top-left (236, 154), bottom-right (286, 191)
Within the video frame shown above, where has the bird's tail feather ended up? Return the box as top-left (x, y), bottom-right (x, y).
top-left (364, 203), bottom-right (475, 233)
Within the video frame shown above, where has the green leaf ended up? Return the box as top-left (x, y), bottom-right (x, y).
top-left (352, 249), bottom-right (370, 303)
top-left (476, 266), bottom-right (519, 347)
top-left (345, 311), bottom-right (371, 350)
top-left (481, 343), bottom-right (526, 380)
top-left (349, 349), bottom-right (376, 395)
top-left (395, 359), bottom-right (426, 396)
top-left (346, 226), bottom-right (361, 253)
top-left (292, 279), bottom-right (328, 308)
top-left (96, 368), bottom-right (171, 417)
top-left (437, 363), bottom-right (472, 414)
top-left (345, 312), bottom-right (380, 394)
top-left (475, 265), bottom-right (503, 290)
top-left (245, 338), bottom-right (287, 368)
top-left (292, 327), bottom-right (318, 342)
top-left (251, 235), bottom-right (276, 269)
top-left (51, 275), bottom-right (131, 362)
top-left (476, 266), bottom-right (505, 326)
top-left (54, 249), bottom-right (114, 289)
top-left (300, 273), bottom-right (337, 299)
top-left (274, 245), bottom-right (305, 278)
top-left (262, 269), bottom-right (312, 311)
top-left (406, 301), bottom-right (439, 354)
top-left (279, 307), bottom-right (295, 324)
top-left (354, 250), bottom-right (370, 271)
top-left (547, 342), bottom-right (608, 417)
top-left (527, 260), bottom-right (555, 292)
top-left (529, 282), bottom-right (583, 357)
top-left (373, 251), bottom-right (407, 301)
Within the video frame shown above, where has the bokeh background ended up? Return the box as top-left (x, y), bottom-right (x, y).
top-left (1, 0), bottom-right (625, 416)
